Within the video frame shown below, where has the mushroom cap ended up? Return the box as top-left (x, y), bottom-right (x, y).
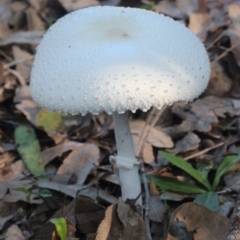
top-left (30, 6), bottom-right (210, 115)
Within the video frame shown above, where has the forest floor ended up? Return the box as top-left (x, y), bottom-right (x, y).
top-left (0, 0), bottom-right (240, 239)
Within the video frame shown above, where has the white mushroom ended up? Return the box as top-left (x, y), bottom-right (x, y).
top-left (30, 6), bottom-right (210, 206)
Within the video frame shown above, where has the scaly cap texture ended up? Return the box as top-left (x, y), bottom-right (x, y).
top-left (30, 6), bottom-right (210, 115)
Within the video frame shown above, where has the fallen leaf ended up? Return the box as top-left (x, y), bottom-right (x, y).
top-left (130, 120), bottom-right (173, 148)
top-left (188, 11), bottom-right (211, 41)
top-left (5, 224), bottom-right (25, 240)
top-left (0, 0), bottom-right (12, 24)
top-left (0, 202), bottom-right (19, 230)
top-left (42, 140), bottom-right (84, 165)
top-left (176, 0), bottom-right (199, 16)
top-left (170, 132), bottom-right (200, 154)
top-left (35, 108), bottom-right (65, 132)
top-left (75, 196), bottom-right (105, 234)
top-left (167, 202), bottom-right (230, 240)
top-left (132, 135), bottom-right (154, 164)
top-left (14, 125), bottom-right (47, 180)
top-left (0, 30), bottom-right (44, 46)
top-left (2, 179), bottom-right (43, 204)
top-left (53, 144), bottom-right (99, 184)
top-left (57, 0), bottom-right (99, 12)
top-left (148, 195), bottom-right (166, 222)
top-left (96, 199), bottom-right (147, 240)
top-left (224, 170), bottom-right (240, 192)
top-left (26, 7), bottom-right (45, 31)
top-left (154, 1), bottom-right (185, 19)
top-left (0, 160), bottom-right (24, 182)
top-left (12, 46), bottom-right (34, 83)
top-left (203, 62), bottom-right (233, 97)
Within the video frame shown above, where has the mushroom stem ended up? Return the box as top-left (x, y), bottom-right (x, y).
top-left (110, 111), bottom-right (142, 205)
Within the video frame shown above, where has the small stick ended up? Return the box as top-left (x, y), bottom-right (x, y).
top-left (4, 56), bottom-right (34, 69)
top-left (212, 41), bottom-right (240, 64)
top-left (184, 137), bottom-right (240, 161)
top-left (140, 161), bottom-right (152, 240)
top-left (184, 142), bottom-right (225, 161)
top-left (136, 107), bottom-right (166, 240)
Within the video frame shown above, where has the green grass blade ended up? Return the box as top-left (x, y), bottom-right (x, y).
top-left (150, 176), bottom-right (206, 194)
top-left (159, 151), bottom-right (212, 191)
top-left (212, 148), bottom-right (240, 190)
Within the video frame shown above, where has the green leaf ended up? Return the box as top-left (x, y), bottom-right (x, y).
top-left (38, 188), bottom-right (52, 198)
top-left (196, 162), bottom-right (214, 179)
top-left (50, 217), bottom-right (67, 240)
top-left (35, 109), bottom-right (65, 132)
top-left (194, 192), bottom-right (219, 212)
top-left (150, 176), bottom-right (206, 194)
top-left (14, 125), bottom-right (47, 180)
top-left (212, 148), bottom-right (240, 190)
top-left (159, 151), bottom-right (212, 191)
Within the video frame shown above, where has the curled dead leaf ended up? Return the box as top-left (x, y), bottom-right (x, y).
top-left (167, 202), bottom-right (230, 240)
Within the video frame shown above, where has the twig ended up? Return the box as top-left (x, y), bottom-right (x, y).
top-left (184, 137), bottom-right (240, 161)
top-left (206, 31), bottom-right (225, 50)
top-left (140, 161), bottom-right (152, 240)
top-left (136, 107), bottom-right (166, 157)
top-left (212, 41), bottom-right (240, 64)
top-left (136, 107), bottom-right (166, 240)
top-left (184, 142), bottom-right (225, 161)
top-left (6, 68), bottom-right (26, 85)
top-left (4, 56), bottom-right (34, 69)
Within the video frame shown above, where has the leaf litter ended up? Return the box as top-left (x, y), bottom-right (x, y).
top-left (1, 0), bottom-right (240, 239)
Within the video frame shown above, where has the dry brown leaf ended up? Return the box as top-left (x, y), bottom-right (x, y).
top-left (206, 0), bottom-right (229, 30)
top-left (130, 120), bottom-right (173, 148)
top-left (0, 30), bottom-right (44, 46)
top-left (16, 99), bottom-right (40, 123)
top-left (188, 12), bottom-right (211, 41)
top-left (96, 205), bottom-right (113, 240)
top-left (203, 62), bottom-right (233, 97)
top-left (228, 2), bottom-right (240, 33)
top-left (167, 202), bottom-right (230, 240)
top-left (14, 86), bottom-right (41, 123)
top-left (54, 144), bottom-right (100, 185)
top-left (227, 3), bottom-right (240, 66)
top-left (0, 22), bottom-right (11, 39)
top-left (0, 202), bottom-right (18, 230)
top-left (12, 46), bottom-right (34, 83)
top-left (170, 132), bottom-right (200, 154)
top-left (148, 196), bottom-right (166, 222)
top-left (226, 29), bottom-right (240, 67)
top-left (9, 1), bottom-right (28, 29)
top-left (132, 135), bottom-right (154, 164)
top-left (96, 199), bottom-right (147, 240)
top-left (170, 96), bottom-right (237, 134)
top-left (42, 140), bottom-right (84, 165)
top-left (26, 7), bottom-right (45, 31)
top-left (5, 224), bottom-right (25, 240)
top-left (154, 1), bottom-right (185, 19)
top-left (0, 0), bottom-right (12, 24)
top-left (2, 179), bottom-right (43, 204)
top-left (75, 196), bottom-right (105, 234)
top-left (0, 160), bottom-right (24, 182)
top-left (176, 0), bottom-right (199, 16)
top-left (57, 0), bottom-right (99, 12)
top-left (224, 171), bottom-right (240, 192)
